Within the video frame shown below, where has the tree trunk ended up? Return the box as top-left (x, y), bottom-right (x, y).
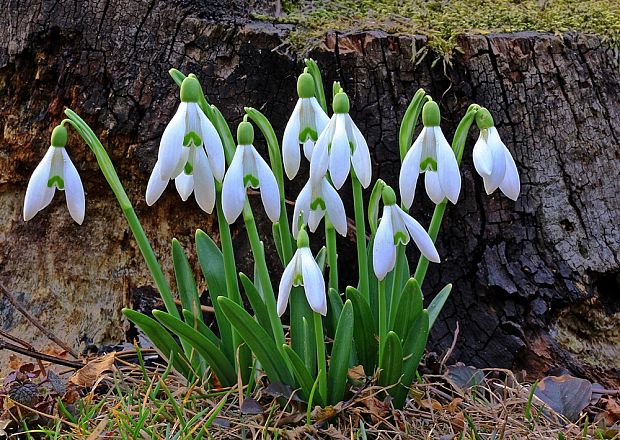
top-left (0, 1), bottom-right (618, 384)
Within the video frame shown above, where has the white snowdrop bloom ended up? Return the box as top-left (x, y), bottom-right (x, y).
top-left (472, 109), bottom-right (520, 200)
top-left (277, 229), bottom-right (327, 316)
top-left (399, 101), bottom-right (461, 208)
top-left (292, 175), bottom-right (347, 238)
top-left (373, 186), bottom-right (440, 281)
top-left (309, 91), bottom-right (372, 190)
top-left (282, 71), bottom-right (330, 180)
top-left (221, 120), bottom-right (280, 224)
top-left (23, 125), bottom-right (85, 224)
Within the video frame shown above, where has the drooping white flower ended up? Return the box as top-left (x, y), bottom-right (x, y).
top-left (23, 125), bottom-right (85, 224)
top-left (277, 229), bottom-right (327, 316)
top-left (221, 120), bottom-right (280, 224)
top-left (146, 77), bottom-right (224, 213)
top-left (282, 71), bottom-right (330, 180)
top-left (472, 109), bottom-right (520, 200)
top-left (399, 101), bottom-right (461, 208)
top-left (309, 91), bottom-right (372, 189)
top-left (373, 186), bottom-right (440, 281)
top-left (292, 175), bottom-right (347, 238)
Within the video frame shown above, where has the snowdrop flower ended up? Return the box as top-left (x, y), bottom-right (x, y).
top-left (221, 119), bottom-right (280, 224)
top-left (23, 125), bottom-right (85, 224)
top-left (146, 76), bottom-right (224, 213)
top-left (282, 71), bottom-right (329, 179)
top-left (373, 186), bottom-right (440, 280)
top-left (292, 175), bottom-right (347, 238)
top-left (309, 91), bottom-right (371, 189)
top-left (472, 108), bottom-right (520, 200)
top-left (399, 101), bottom-right (461, 208)
top-left (277, 229), bottom-right (327, 316)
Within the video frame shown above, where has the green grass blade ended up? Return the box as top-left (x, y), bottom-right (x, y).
top-left (239, 272), bottom-right (274, 340)
top-left (172, 239), bottom-right (203, 324)
top-left (428, 284), bottom-right (452, 330)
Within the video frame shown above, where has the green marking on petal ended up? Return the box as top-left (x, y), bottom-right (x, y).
top-left (349, 141), bottom-right (355, 154)
top-left (47, 176), bottom-right (64, 189)
top-left (420, 157), bottom-right (438, 172)
top-left (310, 197), bottom-right (326, 211)
top-left (183, 131), bottom-right (202, 147)
top-left (393, 231), bottom-right (408, 245)
top-left (298, 127), bottom-right (318, 143)
top-left (244, 174), bottom-right (260, 188)
top-left (293, 274), bottom-right (304, 286)
top-left (184, 162), bottom-right (193, 175)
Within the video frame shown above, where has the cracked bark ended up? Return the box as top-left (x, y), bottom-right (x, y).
top-left (0, 1), bottom-right (618, 385)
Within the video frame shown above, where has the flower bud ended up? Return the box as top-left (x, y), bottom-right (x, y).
top-left (180, 77), bottom-right (201, 103)
top-left (475, 108), bottom-right (495, 130)
top-left (297, 72), bottom-right (315, 99)
top-left (237, 120), bottom-right (254, 145)
top-left (50, 125), bottom-right (68, 147)
top-left (332, 92), bottom-right (350, 114)
top-left (422, 101), bottom-right (440, 127)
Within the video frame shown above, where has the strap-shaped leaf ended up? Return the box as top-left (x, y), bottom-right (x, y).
top-left (172, 239), bottom-right (203, 324)
top-left (378, 331), bottom-right (403, 389)
top-left (305, 58), bottom-right (327, 113)
top-left (182, 309), bottom-right (220, 349)
top-left (195, 229), bottom-right (234, 362)
top-left (428, 284), bottom-right (452, 330)
top-left (122, 308), bottom-right (193, 381)
top-left (283, 345), bottom-right (319, 404)
top-left (153, 310), bottom-right (236, 387)
top-left (368, 179), bottom-right (386, 235)
top-left (327, 300), bottom-right (354, 405)
top-left (315, 246), bottom-right (327, 272)
top-left (272, 223), bottom-right (284, 265)
top-left (218, 297), bottom-right (293, 385)
top-left (398, 88), bottom-right (426, 162)
top-left (391, 278), bottom-right (423, 339)
top-left (325, 287), bottom-right (343, 339)
top-left (239, 273), bottom-right (274, 340)
top-left (346, 286), bottom-right (377, 374)
top-left (394, 310), bottom-right (430, 407)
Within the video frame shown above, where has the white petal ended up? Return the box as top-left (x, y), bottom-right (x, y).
top-left (472, 135), bottom-right (493, 177)
top-left (61, 149), bottom-right (85, 224)
top-left (197, 106), bottom-right (225, 182)
top-left (146, 161), bottom-right (169, 206)
top-left (400, 208), bottom-right (440, 263)
top-left (282, 100), bottom-right (302, 180)
top-left (349, 116), bottom-right (372, 188)
top-left (424, 171), bottom-right (445, 204)
top-left (399, 133), bottom-right (423, 209)
top-left (277, 253), bottom-right (297, 316)
top-left (373, 206), bottom-right (397, 280)
top-left (292, 181), bottom-right (312, 238)
top-left (499, 144), bottom-right (520, 201)
top-left (310, 97), bottom-right (330, 135)
top-left (158, 102), bottom-right (187, 179)
top-left (253, 147), bottom-right (281, 222)
top-left (309, 117), bottom-right (333, 185)
top-left (300, 248), bottom-right (327, 315)
top-left (175, 171), bottom-right (194, 201)
top-left (308, 207), bottom-right (324, 233)
top-left (322, 179), bottom-right (347, 236)
top-left (193, 148), bottom-right (216, 213)
top-left (329, 114), bottom-right (351, 189)
top-left (302, 139), bottom-right (315, 160)
top-left (24, 146), bottom-right (56, 221)
top-left (221, 146), bottom-right (246, 224)
top-left (435, 127), bottom-right (461, 204)
top-left (485, 127), bottom-right (507, 193)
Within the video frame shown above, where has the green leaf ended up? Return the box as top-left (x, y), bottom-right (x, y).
top-left (195, 230), bottom-right (234, 362)
top-left (218, 297), bottom-right (293, 385)
top-left (378, 331), bottom-right (403, 389)
top-left (398, 88), bottom-right (426, 162)
top-left (153, 310), bottom-right (237, 387)
top-left (122, 309), bottom-right (193, 381)
top-left (272, 223), bottom-right (284, 265)
top-left (168, 68), bottom-right (186, 87)
top-left (428, 284), bottom-right (452, 330)
top-left (327, 300), bottom-right (354, 405)
top-left (301, 317), bottom-right (315, 376)
top-left (282, 345), bottom-right (319, 403)
top-left (346, 286), bottom-right (377, 374)
top-left (305, 58), bottom-right (327, 113)
top-left (182, 309), bottom-right (220, 349)
top-left (393, 310), bottom-right (430, 407)
top-left (368, 179), bottom-right (386, 235)
top-left (172, 239), bottom-right (203, 324)
top-left (239, 273), bottom-right (274, 340)
top-left (366, 235), bottom-right (379, 330)
top-left (315, 246), bottom-right (327, 272)
top-left (325, 287), bottom-right (344, 339)
top-left (210, 105), bottom-right (236, 165)
top-left (391, 278), bottom-right (423, 339)
top-left (388, 245), bottom-right (410, 324)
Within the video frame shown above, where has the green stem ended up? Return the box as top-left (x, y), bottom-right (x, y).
top-left (313, 312), bottom-right (327, 403)
top-left (352, 173), bottom-right (369, 301)
top-left (63, 110), bottom-right (178, 319)
top-left (325, 218), bottom-right (339, 293)
top-left (413, 104), bottom-right (480, 287)
top-left (378, 279), bottom-right (387, 366)
top-left (389, 244), bottom-right (407, 328)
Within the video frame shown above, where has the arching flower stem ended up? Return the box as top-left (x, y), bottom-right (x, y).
top-left (378, 278), bottom-right (387, 366)
top-left (352, 171), bottom-right (369, 302)
top-left (325, 217), bottom-right (339, 293)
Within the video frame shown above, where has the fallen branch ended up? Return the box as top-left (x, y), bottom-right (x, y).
top-left (0, 337), bottom-right (83, 369)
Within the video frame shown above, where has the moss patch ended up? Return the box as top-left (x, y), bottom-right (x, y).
top-left (272, 0), bottom-right (620, 55)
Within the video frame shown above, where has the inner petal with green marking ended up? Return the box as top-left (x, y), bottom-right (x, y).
top-left (183, 131), bottom-right (202, 147)
top-left (244, 174), bottom-right (260, 188)
top-left (420, 156), bottom-right (438, 172)
top-left (310, 197), bottom-right (326, 211)
top-left (298, 126), bottom-right (318, 143)
top-left (184, 161), bottom-right (193, 175)
top-left (293, 273), bottom-right (304, 286)
top-left (393, 231), bottom-right (409, 245)
top-left (47, 176), bottom-right (64, 189)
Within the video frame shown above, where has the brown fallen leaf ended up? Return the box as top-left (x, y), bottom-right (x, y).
top-left (450, 411), bottom-right (465, 431)
top-left (69, 353), bottom-right (116, 388)
top-left (597, 397), bottom-right (620, 425)
top-left (348, 365), bottom-right (366, 383)
top-left (534, 375), bottom-right (592, 422)
top-left (447, 397), bottom-right (463, 413)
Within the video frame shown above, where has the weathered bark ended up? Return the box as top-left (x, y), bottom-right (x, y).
top-left (0, 1), bottom-right (618, 384)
